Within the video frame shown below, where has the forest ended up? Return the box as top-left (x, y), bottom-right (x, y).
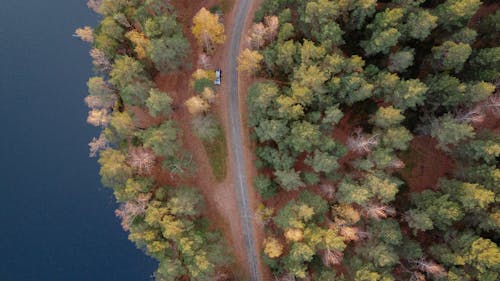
top-left (243, 0), bottom-right (499, 280)
top-left (76, 0), bottom-right (234, 280)
top-left (75, 0), bottom-right (499, 280)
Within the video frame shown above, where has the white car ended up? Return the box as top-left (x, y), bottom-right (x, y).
top-left (214, 68), bottom-right (222, 85)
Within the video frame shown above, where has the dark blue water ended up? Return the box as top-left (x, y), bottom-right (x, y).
top-left (0, 1), bottom-right (156, 280)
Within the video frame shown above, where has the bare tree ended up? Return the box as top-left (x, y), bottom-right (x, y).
top-left (455, 106), bottom-right (485, 124)
top-left (485, 92), bottom-right (500, 117)
top-left (347, 127), bottom-right (379, 153)
top-left (127, 147), bottom-right (156, 176)
top-left (264, 16), bottom-right (279, 41)
top-left (362, 204), bottom-right (396, 220)
top-left (411, 259), bottom-right (447, 279)
top-left (320, 249), bottom-right (344, 267)
top-left (339, 226), bottom-right (358, 241)
top-left (74, 26), bottom-right (94, 43)
top-left (320, 183), bottom-right (336, 200)
top-left (248, 22), bottom-right (266, 49)
top-left (389, 158), bottom-right (405, 169)
top-left (115, 193), bottom-right (151, 231)
top-left (87, 0), bottom-right (102, 13)
top-left (89, 48), bottom-right (111, 73)
top-left (198, 52), bottom-right (211, 69)
top-left (88, 133), bottom-right (108, 157)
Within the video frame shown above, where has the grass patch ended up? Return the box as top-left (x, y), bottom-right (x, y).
top-left (202, 130), bottom-right (227, 181)
top-left (191, 114), bottom-right (228, 180)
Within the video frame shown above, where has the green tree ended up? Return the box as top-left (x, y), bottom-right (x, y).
top-left (305, 150), bottom-right (339, 174)
top-left (146, 88), bottom-right (172, 117)
top-left (139, 121), bottom-right (180, 158)
top-left (388, 49), bottom-right (414, 73)
top-left (435, 0), bottom-right (481, 30)
top-left (286, 121), bottom-right (322, 152)
top-left (430, 115), bottom-right (475, 151)
top-left (98, 148), bottom-right (132, 189)
top-left (432, 41), bottom-right (472, 72)
top-left (371, 106), bottom-right (404, 128)
top-left (403, 9), bottom-right (437, 40)
top-left (191, 114), bottom-right (221, 142)
top-left (147, 34), bottom-right (189, 73)
top-left (274, 169), bottom-right (305, 191)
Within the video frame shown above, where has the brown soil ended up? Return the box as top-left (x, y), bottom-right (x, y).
top-left (398, 136), bottom-right (455, 193)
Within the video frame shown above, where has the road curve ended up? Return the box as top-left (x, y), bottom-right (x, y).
top-left (226, 0), bottom-right (260, 281)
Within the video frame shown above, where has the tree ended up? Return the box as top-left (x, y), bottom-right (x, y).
top-left (125, 30), bottom-right (150, 59)
top-left (144, 15), bottom-right (179, 38)
top-left (146, 89), bottom-right (172, 117)
top-left (337, 179), bottom-right (371, 205)
top-left (87, 0), bottom-right (102, 13)
top-left (380, 126), bottom-right (412, 150)
top-left (362, 8), bottom-right (404, 56)
top-left (264, 237), bottom-right (283, 258)
top-left (98, 148), bottom-right (132, 189)
top-left (439, 179), bottom-right (494, 212)
top-left (107, 111), bottom-right (134, 142)
top-left (347, 128), bottom-right (379, 154)
top-left (191, 8), bottom-right (225, 53)
top-left (254, 175), bottom-right (277, 199)
top-left (407, 190), bottom-right (464, 231)
top-left (274, 169), bottom-right (305, 191)
top-left (432, 41), bottom-right (472, 72)
top-left (110, 56), bottom-right (150, 91)
top-left (364, 173), bottom-right (400, 203)
top-left (430, 115), bottom-right (475, 151)
top-left (139, 121), bottom-right (180, 158)
top-left (371, 106), bottom-right (404, 128)
top-left (322, 104), bottom-right (343, 125)
top-left (388, 49), bottom-right (414, 73)
top-left (89, 48), bottom-right (111, 73)
top-left (115, 193), bottom-right (151, 231)
top-left (99, 16), bottom-right (124, 41)
top-left (387, 79), bottom-right (427, 110)
top-left (305, 150), bottom-right (339, 174)
top-left (88, 133), bottom-right (108, 157)
top-left (147, 35), bottom-right (189, 73)
top-left (167, 186), bottom-right (202, 216)
top-left (403, 10), bottom-right (437, 41)
top-left (191, 114), bottom-right (221, 142)
top-left (286, 121), bottom-right (321, 153)
top-left (127, 147), bottom-right (155, 176)
top-left (85, 76), bottom-right (116, 109)
top-left (184, 95), bottom-right (210, 115)
top-left (468, 47), bottom-right (500, 81)
top-left (87, 109), bottom-right (110, 127)
top-left (74, 26), bottom-right (94, 43)
top-left (435, 0), bottom-right (481, 30)
top-left (254, 119), bottom-right (288, 143)
top-left (238, 48), bottom-right (263, 75)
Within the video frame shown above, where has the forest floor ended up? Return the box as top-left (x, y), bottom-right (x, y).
top-left (150, 0), bottom-right (251, 279)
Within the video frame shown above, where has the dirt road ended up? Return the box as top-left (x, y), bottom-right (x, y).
top-left (226, 0), bottom-right (260, 280)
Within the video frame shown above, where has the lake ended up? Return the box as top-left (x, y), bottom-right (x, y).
top-left (0, 1), bottom-right (156, 280)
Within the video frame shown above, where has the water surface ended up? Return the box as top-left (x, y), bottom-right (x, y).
top-left (0, 1), bottom-right (156, 280)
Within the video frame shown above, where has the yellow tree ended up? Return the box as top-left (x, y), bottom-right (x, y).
top-left (264, 237), bottom-right (283, 258)
top-left (125, 30), bottom-right (150, 59)
top-left (238, 48), bottom-right (263, 75)
top-left (192, 8), bottom-right (225, 53)
top-left (184, 96), bottom-right (210, 115)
